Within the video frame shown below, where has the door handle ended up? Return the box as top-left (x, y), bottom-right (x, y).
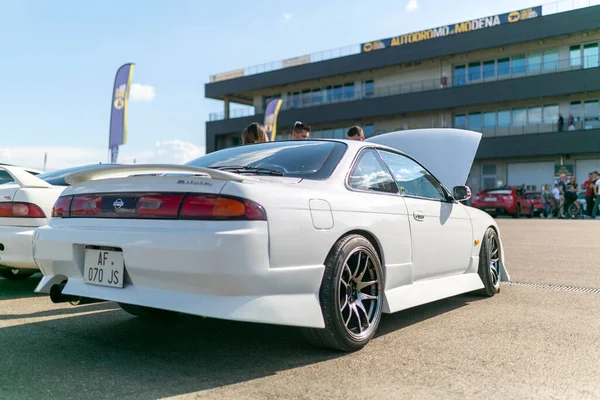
top-left (413, 211), bottom-right (425, 221)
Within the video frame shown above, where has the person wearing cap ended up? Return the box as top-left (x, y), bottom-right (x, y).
top-left (291, 121), bottom-right (311, 140)
top-left (347, 126), bottom-right (364, 141)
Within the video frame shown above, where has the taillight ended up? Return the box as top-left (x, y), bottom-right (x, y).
top-left (71, 195), bottom-right (102, 216)
top-left (180, 195), bottom-right (266, 220)
top-left (52, 196), bottom-right (73, 217)
top-left (0, 202), bottom-right (46, 218)
top-left (136, 194), bottom-right (184, 217)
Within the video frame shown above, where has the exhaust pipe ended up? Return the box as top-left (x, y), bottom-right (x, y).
top-left (49, 284), bottom-right (107, 306)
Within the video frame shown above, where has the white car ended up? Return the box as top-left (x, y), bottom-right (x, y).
top-left (33, 129), bottom-right (510, 351)
top-left (0, 164), bottom-right (120, 280)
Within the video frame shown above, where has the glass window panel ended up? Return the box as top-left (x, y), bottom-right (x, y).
top-left (543, 104), bottom-right (559, 124)
top-left (497, 58), bottom-right (510, 77)
top-left (344, 83), bottom-right (355, 100)
top-left (333, 85), bottom-right (343, 101)
top-left (348, 150), bottom-right (397, 194)
top-left (570, 45), bottom-right (582, 68)
top-left (528, 106), bottom-right (542, 124)
top-left (528, 52), bottom-right (541, 73)
top-left (334, 128), bottom-right (344, 139)
top-left (584, 100), bottom-right (600, 129)
top-left (454, 65), bottom-right (466, 87)
top-left (512, 108), bottom-right (527, 125)
top-left (363, 124), bottom-right (375, 138)
top-left (454, 114), bottom-right (467, 128)
top-left (512, 55), bottom-right (526, 75)
top-left (483, 60), bottom-right (495, 79)
top-left (363, 80), bottom-right (374, 97)
top-left (543, 49), bottom-right (559, 71)
top-left (483, 112), bottom-right (496, 127)
top-left (570, 101), bottom-right (583, 123)
top-left (583, 43), bottom-right (599, 69)
top-left (468, 62), bottom-right (481, 82)
top-left (482, 164), bottom-right (497, 175)
top-left (323, 87), bottom-right (332, 103)
top-left (468, 112), bottom-right (482, 131)
top-left (498, 110), bottom-right (511, 126)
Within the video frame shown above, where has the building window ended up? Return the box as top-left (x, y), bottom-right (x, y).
top-left (468, 112), bottom-right (482, 131)
top-left (468, 62), bottom-right (482, 82)
top-left (483, 60), bottom-right (495, 80)
top-left (363, 124), bottom-right (375, 138)
top-left (333, 85), bottom-right (343, 101)
top-left (570, 101), bottom-right (583, 126)
top-left (363, 80), bottom-right (374, 98)
top-left (511, 108), bottom-right (526, 126)
top-left (454, 65), bottom-right (466, 86)
top-left (543, 104), bottom-right (559, 125)
top-left (543, 49), bottom-right (559, 71)
top-left (312, 88), bottom-right (322, 105)
top-left (498, 110), bottom-right (511, 126)
top-left (511, 54), bottom-right (526, 75)
top-left (323, 86), bottom-right (332, 103)
top-left (483, 112), bottom-right (496, 127)
top-left (584, 100), bottom-right (600, 129)
top-left (497, 58), bottom-right (510, 77)
top-left (343, 83), bottom-right (355, 100)
top-left (570, 45), bottom-right (582, 68)
top-left (454, 114), bottom-right (467, 128)
top-left (583, 43), bottom-right (599, 69)
top-left (482, 164), bottom-right (497, 190)
top-left (528, 106), bottom-right (542, 124)
top-left (528, 52), bottom-right (541, 73)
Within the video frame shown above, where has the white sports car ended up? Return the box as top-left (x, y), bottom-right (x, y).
top-left (34, 129), bottom-right (510, 351)
top-left (0, 164), bottom-right (120, 280)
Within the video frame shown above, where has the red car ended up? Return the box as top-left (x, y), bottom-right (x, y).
top-left (525, 191), bottom-right (545, 216)
top-left (471, 187), bottom-right (535, 218)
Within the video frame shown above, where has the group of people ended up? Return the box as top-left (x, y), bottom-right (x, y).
top-left (240, 121), bottom-right (366, 144)
top-left (540, 172), bottom-right (600, 219)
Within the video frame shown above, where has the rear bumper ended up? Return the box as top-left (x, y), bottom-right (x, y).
top-left (33, 220), bottom-right (325, 328)
top-left (0, 226), bottom-right (37, 270)
top-left (474, 206), bottom-right (512, 215)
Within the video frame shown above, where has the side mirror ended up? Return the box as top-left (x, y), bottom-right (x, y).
top-left (453, 185), bottom-right (472, 201)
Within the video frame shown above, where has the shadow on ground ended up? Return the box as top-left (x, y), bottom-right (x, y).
top-left (0, 292), bottom-right (482, 400)
top-left (0, 274), bottom-right (44, 301)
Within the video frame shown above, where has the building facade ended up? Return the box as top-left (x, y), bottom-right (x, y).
top-left (204, 2), bottom-right (600, 194)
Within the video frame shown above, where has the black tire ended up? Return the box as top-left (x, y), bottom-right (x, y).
top-left (118, 302), bottom-right (179, 319)
top-left (475, 228), bottom-right (501, 297)
top-left (512, 204), bottom-right (521, 218)
top-left (0, 268), bottom-right (35, 280)
top-left (301, 234), bottom-right (384, 352)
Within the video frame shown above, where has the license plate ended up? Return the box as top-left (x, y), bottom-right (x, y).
top-left (485, 208), bottom-right (496, 212)
top-left (484, 197), bottom-right (497, 202)
top-left (83, 249), bottom-right (124, 288)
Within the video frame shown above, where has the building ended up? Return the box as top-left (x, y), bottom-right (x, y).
top-left (204, 2), bottom-right (600, 193)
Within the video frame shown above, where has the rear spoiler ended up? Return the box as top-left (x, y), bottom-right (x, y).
top-left (64, 164), bottom-right (259, 185)
top-left (0, 166), bottom-right (52, 188)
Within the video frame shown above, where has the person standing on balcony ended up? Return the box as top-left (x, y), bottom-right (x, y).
top-left (568, 113), bottom-right (575, 131)
top-left (557, 114), bottom-right (564, 132)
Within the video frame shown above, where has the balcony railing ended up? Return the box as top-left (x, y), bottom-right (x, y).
top-left (208, 54), bottom-right (600, 122)
top-left (208, 0), bottom-right (600, 84)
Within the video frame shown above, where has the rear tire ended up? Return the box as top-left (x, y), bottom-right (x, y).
top-left (118, 303), bottom-right (179, 319)
top-left (0, 268), bottom-right (35, 280)
top-left (301, 234), bottom-right (383, 352)
top-left (475, 228), bottom-right (501, 297)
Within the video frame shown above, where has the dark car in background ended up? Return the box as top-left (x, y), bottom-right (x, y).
top-left (471, 187), bottom-right (535, 218)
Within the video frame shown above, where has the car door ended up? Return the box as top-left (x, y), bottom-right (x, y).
top-left (378, 149), bottom-right (474, 281)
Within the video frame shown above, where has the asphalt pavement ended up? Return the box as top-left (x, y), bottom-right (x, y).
top-left (1, 219), bottom-right (599, 400)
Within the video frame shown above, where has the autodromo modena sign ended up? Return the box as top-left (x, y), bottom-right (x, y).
top-left (361, 6), bottom-right (542, 53)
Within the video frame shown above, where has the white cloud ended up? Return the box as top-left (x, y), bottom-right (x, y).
top-left (405, 0), bottom-right (418, 12)
top-left (0, 140), bottom-right (205, 172)
top-left (283, 13), bottom-right (292, 21)
top-left (129, 83), bottom-right (156, 102)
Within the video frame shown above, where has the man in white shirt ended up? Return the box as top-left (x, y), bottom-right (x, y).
top-left (551, 184), bottom-right (561, 218)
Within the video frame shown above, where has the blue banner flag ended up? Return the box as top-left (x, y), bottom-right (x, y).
top-left (263, 98), bottom-right (283, 142)
top-left (109, 63), bottom-right (135, 163)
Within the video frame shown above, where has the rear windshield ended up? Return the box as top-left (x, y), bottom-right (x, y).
top-left (186, 140), bottom-right (347, 179)
top-left (526, 193), bottom-right (541, 199)
top-left (34, 164), bottom-right (119, 186)
top-left (483, 190), bottom-right (512, 195)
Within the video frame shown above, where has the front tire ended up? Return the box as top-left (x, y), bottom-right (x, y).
top-left (475, 228), bottom-right (502, 297)
top-left (301, 234), bottom-right (384, 352)
top-left (118, 303), bottom-right (178, 319)
top-left (0, 268), bottom-right (35, 280)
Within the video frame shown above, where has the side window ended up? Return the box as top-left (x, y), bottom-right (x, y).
top-left (378, 150), bottom-right (447, 201)
top-left (348, 149), bottom-right (397, 194)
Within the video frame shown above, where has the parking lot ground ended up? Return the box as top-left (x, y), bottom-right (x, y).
top-left (1, 219), bottom-right (599, 400)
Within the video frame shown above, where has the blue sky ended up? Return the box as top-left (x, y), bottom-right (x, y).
top-left (0, 0), bottom-right (550, 170)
